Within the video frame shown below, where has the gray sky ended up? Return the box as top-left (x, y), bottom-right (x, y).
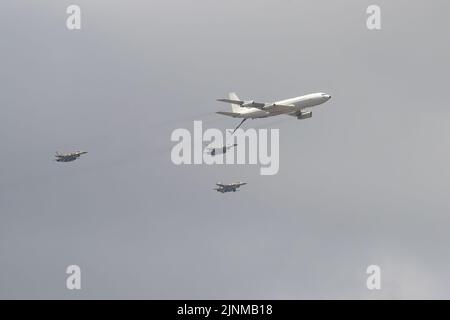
top-left (1, 0), bottom-right (450, 299)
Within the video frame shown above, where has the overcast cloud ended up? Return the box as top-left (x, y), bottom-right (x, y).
top-left (1, 0), bottom-right (450, 299)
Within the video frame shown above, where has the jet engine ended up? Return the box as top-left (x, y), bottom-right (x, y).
top-left (297, 111), bottom-right (312, 120)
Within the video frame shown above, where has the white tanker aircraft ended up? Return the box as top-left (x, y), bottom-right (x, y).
top-left (216, 92), bottom-right (331, 133)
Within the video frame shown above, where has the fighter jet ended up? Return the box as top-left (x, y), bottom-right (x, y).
top-left (205, 143), bottom-right (238, 156)
top-left (216, 92), bottom-right (331, 133)
top-left (203, 130), bottom-right (239, 156)
top-left (54, 151), bottom-right (87, 162)
top-left (214, 182), bottom-right (247, 193)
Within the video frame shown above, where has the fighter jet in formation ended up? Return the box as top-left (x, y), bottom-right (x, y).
top-left (205, 143), bottom-right (238, 156)
top-left (214, 182), bottom-right (247, 193)
top-left (216, 92), bottom-right (332, 133)
top-left (54, 151), bottom-right (87, 162)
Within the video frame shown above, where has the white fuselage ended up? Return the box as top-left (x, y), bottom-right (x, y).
top-left (238, 92), bottom-right (331, 119)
